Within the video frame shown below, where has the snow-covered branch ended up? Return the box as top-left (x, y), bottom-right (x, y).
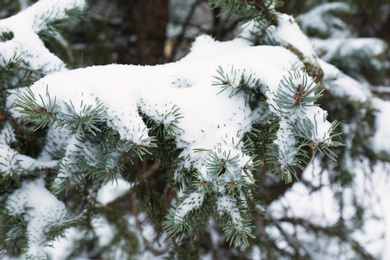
top-left (0, 0), bottom-right (85, 73)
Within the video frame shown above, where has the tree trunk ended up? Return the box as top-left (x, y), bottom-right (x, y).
top-left (120, 0), bottom-right (169, 65)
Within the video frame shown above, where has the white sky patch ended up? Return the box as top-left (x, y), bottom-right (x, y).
top-left (6, 35), bottom-right (306, 176)
top-left (268, 175), bottom-right (339, 227)
top-left (352, 162), bottom-right (390, 257)
top-left (6, 178), bottom-right (69, 259)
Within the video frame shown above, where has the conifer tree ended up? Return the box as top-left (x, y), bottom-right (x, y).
top-left (0, 0), bottom-right (389, 259)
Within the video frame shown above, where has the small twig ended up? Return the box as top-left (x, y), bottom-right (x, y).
top-left (282, 40), bottom-right (324, 84)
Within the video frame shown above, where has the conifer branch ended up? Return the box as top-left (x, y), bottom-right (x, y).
top-left (213, 65), bottom-right (264, 107)
top-left (0, 0), bottom-right (363, 257)
top-left (209, 0), bottom-right (281, 26)
top-left (13, 87), bottom-right (58, 130)
top-left (57, 97), bottom-right (106, 137)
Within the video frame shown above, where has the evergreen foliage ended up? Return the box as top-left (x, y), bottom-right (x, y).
top-left (0, 0), bottom-right (389, 259)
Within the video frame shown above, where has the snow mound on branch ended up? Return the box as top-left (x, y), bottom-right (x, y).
top-left (7, 35), bottom-right (302, 172)
top-left (0, 0), bottom-right (86, 73)
top-left (6, 178), bottom-right (69, 259)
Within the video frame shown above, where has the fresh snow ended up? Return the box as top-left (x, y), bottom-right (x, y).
top-left (1, 0), bottom-right (390, 259)
top-left (273, 14), bottom-right (317, 60)
top-left (217, 196), bottom-right (242, 226)
top-left (0, 0), bottom-right (86, 73)
top-left (175, 190), bottom-right (205, 222)
top-left (6, 178), bottom-right (69, 259)
top-left (6, 34), bottom-right (335, 225)
top-left (7, 35), bottom-right (333, 182)
top-left (0, 122), bottom-right (57, 175)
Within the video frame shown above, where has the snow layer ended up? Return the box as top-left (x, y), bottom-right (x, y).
top-left (6, 178), bottom-right (69, 259)
top-left (7, 36), bottom-right (304, 174)
top-left (175, 190), bottom-right (205, 222)
top-left (0, 122), bottom-right (57, 175)
top-left (241, 13), bottom-right (320, 72)
top-left (6, 34), bottom-right (337, 226)
top-left (0, 0), bottom-right (86, 73)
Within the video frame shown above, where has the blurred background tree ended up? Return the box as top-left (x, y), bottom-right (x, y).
top-left (4, 0), bottom-right (387, 72)
top-left (37, 0), bottom-right (390, 69)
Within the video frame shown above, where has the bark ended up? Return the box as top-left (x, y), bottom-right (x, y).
top-left (122, 0), bottom-right (170, 65)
